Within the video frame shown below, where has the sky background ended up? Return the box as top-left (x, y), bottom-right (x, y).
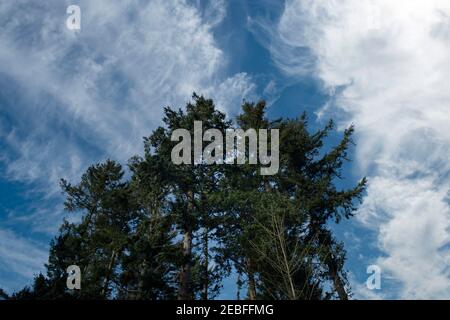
top-left (0, 0), bottom-right (449, 299)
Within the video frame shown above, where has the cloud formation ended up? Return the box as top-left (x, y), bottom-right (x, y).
top-left (0, 229), bottom-right (47, 292)
top-left (263, 0), bottom-right (450, 298)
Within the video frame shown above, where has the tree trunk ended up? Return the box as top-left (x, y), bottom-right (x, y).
top-left (179, 230), bottom-right (192, 299)
top-left (308, 223), bottom-right (349, 300)
top-left (179, 190), bottom-right (194, 300)
top-left (247, 258), bottom-right (257, 300)
top-left (137, 259), bottom-right (147, 299)
top-left (101, 249), bottom-right (117, 298)
top-left (202, 226), bottom-right (209, 300)
top-left (328, 258), bottom-right (348, 300)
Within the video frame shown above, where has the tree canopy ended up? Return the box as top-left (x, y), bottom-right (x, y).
top-left (5, 95), bottom-right (366, 300)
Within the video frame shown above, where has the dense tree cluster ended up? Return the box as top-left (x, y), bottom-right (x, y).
top-left (3, 95), bottom-right (366, 300)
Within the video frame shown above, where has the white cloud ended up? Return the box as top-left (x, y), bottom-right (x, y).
top-left (194, 0), bottom-right (228, 28)
top-left (0, 229), bottom-right (47, 284)
top-left (263, 0), bottom-right (450, 298)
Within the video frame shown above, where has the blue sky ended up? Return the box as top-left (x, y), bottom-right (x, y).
top-left (1, 0), bottom-right (449, 299)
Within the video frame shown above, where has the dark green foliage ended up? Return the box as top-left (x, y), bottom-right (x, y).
top-left (0, 288), bottom-right (8, 300)
top-left (9, 94), bottom-right (366, 300)
top-left (211, 103), bottom-right (366, 300)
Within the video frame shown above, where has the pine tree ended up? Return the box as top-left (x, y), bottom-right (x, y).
top-left (218, 102), bottom-right (366, 300)
top-left (144, 94), bottom-right (232, 299)
top-left (276, 116), bottom-right (366, 299)
top-left (120, 154), bottom-right (178, 299)
top-left (44, 160), bottom-right (137, 299)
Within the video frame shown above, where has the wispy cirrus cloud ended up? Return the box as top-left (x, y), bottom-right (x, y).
top-left (256, 0), bottom-right (450, 298)
top-left (0, 229), bottom-right (47, 292)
